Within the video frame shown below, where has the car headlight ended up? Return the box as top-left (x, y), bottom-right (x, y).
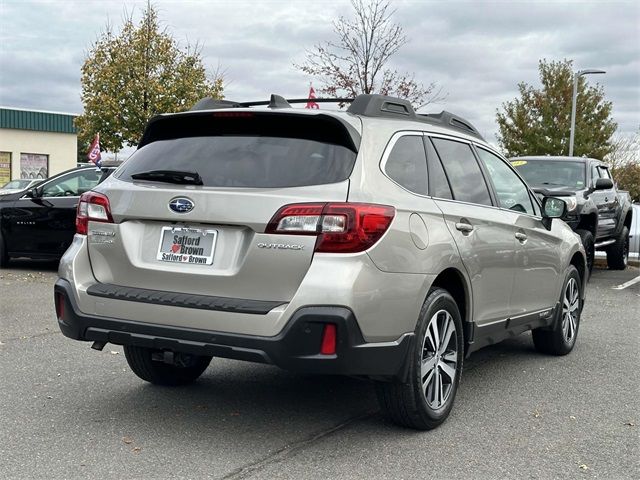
top-left (564, 196), bottom-right (578, 213)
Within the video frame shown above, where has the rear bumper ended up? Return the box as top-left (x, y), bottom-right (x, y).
top-left (55, 278), bottom-right (413, 379)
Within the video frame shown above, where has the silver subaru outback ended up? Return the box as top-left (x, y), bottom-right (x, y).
top-left (55, 94), bottom-right (587, 430)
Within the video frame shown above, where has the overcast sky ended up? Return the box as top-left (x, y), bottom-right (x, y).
top-left (0, 0), bottom-right (638, 147)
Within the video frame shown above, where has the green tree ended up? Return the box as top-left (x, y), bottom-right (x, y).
top-left (496, 59), bottom-right (616, 159)
top-left (76, 5), bottom-right (223, 153)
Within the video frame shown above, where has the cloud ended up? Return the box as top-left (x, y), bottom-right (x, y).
top-left (0, 0), bottom-right (638, 144)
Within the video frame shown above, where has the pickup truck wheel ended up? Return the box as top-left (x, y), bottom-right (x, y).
top-left (375, 288), bottom-right (464, 430)
top-left (575, 229), bottom-right (594, 277)
top-left (0, 232), bottom-right (9, 268)
top-left (606, 226), bottom-right (629, 270)
top-left (124, 346), bottom-right (212, 386)
top-left (532, 265), bottom-right (582, 356)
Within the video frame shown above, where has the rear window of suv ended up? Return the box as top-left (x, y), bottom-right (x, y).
top-left (117, 113), bottom-right (358, 188)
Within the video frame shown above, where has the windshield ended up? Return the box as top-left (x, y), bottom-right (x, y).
top-left (510, 159), bottom-right (586, 189)
top-left (1, 179), bottom-right (31, 190)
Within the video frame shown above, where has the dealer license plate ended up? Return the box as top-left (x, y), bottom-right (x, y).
top-left (157, 226), bottom-right (217, 265)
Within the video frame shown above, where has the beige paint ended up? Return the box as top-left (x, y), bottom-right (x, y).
top-left (0, 128), bottom-right (77, 180)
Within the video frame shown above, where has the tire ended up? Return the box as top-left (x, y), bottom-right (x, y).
top-left (375, 288), bottom-right (464, 430)
top-left (575, 229), bottom-right (594, 277)
top-left (606, 226), bottom-right (629, 270)
top-left (123, 346), bottom-right (212, 386)
top-left (532, 265), bottom-right (582, 356)
top-left (0, 231), bottom-right (9, 268)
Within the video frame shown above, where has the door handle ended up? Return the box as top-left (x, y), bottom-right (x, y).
top-left (605, 197), bottom-right (609, 202)
top-left (515, 232), bottom-right (528, 242)
top-left (455, 222), bottom-right (474, 233)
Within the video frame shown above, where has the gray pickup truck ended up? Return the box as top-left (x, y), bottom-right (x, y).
top-left (510, 156), bottom-right (633, 273)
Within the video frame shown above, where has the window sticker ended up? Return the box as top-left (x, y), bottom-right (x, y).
top-left (510, 160), bottom-right (527, 167)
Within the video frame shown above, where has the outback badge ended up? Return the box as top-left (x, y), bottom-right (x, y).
top-left (168, 197), bottom-right (194, 214)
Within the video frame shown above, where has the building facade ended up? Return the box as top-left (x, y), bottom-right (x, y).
top-left (0, 107), bottom-right (78, 185)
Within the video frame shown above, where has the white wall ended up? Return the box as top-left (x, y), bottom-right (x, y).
top-left (0, 128), bottom-right (77, 179)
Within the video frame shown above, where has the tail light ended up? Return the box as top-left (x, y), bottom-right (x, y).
top-left (76, 191), bottom-right (114, 235)
top-left (266, 203), bottom-right (395, 253)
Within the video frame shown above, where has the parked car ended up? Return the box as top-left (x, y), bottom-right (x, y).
top-left (628, 204), bottom-right (639, 258)
top-left (510, 156), bottom-right (633, 273)
top-left (0, 178), bottom-right (42, 195)
top-left (0, 164), bottom-right (118, 266)
top-left (54, 94), bottom-right (586, 430)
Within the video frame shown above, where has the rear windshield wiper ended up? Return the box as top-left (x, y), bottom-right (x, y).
top-left (130, 170), bottom-right (203, 185)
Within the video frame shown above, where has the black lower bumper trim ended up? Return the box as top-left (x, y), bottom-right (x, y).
top-left (86, 282), bottom-right (284, 315)
top-left (55, 279), bottom-right (413, 379)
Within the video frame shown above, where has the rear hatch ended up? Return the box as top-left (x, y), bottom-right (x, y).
top-left (86, 110), bottom-right (361, 302)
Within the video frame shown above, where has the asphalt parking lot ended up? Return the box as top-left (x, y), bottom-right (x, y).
top-left (1, 261), bottom-right (638, 480)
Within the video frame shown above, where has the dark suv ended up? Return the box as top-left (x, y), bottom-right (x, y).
top-left (511, 156), bottom-right (633, 273)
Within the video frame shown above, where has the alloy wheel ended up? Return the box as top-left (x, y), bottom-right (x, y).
top-left (562, 278), bottom-right (580, 343)
top-left (421, 309), bottom-right (458, 409)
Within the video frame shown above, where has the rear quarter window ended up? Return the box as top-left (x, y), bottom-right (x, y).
top-left (383, 134), bottom-right (428, 195)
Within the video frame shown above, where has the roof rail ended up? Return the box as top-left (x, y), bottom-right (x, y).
top-left (190, 98), bottom-right (242, 111)
top-left (418, 111), bottom-right (483, 140)
top-left (189, 93), bottom-right (483, 140)
top-left (346, 94), bottom-right (415, 118)
top-left (267, 94), bottom-right (291, 109)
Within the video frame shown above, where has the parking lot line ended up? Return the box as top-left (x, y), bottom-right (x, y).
top-left (611, 275), bottom-right (640, 290)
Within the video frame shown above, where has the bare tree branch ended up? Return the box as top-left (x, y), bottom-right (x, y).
top-left (294, 0), bottom-right (443, 107)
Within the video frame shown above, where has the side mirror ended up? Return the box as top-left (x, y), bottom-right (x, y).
top-left (25, 187), bottom-right (39, 198)
top-left (594, 178), bottom-right (613, 190)
top-left (541, 197), bottom-right (567, 230)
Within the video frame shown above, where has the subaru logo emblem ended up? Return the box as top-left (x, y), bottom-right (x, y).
top-left (168, 197), bottom-right (194, 214)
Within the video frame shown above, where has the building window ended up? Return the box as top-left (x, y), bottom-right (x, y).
top-left (20, 153), bottom-right (49, 179)
top-left (0, 152), bottom-right (11, 185)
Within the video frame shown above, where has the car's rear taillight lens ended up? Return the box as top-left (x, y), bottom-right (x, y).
top-left (266, 203), bottom-right (395, 253)
top-left (76, 191), bottom-right (114, 235)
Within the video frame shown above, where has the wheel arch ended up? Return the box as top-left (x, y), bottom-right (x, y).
top-left (623, 209), bottom-right (632, 230)
top-left (429, 267), bottom-right (472, 352)
top-left (577, 211), bottom-right (597, 237)
top-left (569, 250), bottom-right (587, 291)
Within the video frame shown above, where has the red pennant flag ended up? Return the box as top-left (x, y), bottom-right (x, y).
top-left (87, 133), bottom-right (102, 166)
top-left (305, 85), bottom-right (319, 109)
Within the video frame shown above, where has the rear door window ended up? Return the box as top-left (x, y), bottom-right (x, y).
top-left (431, 138), bottom-right (492, 206)
top-left (383, 134), bottom-right (428, 195)
top-left (424, 138), bottom-right (453, 199)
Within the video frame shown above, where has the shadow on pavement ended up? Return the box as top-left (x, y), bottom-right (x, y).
top-left (5, 258), bottom-right (59, 272)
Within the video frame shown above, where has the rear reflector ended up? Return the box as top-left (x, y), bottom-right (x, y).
top-left (320, 324), bottom-right (337, 355)
top-left (76, 191), bottom-right (114, 235)
top-left (54, 292), bottom-right (65, 320)
top-left (266, 203), bottom-right (395, 253)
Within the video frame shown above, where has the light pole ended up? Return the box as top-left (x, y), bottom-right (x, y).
top-left (568, 68), bottom-right (606, 156)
